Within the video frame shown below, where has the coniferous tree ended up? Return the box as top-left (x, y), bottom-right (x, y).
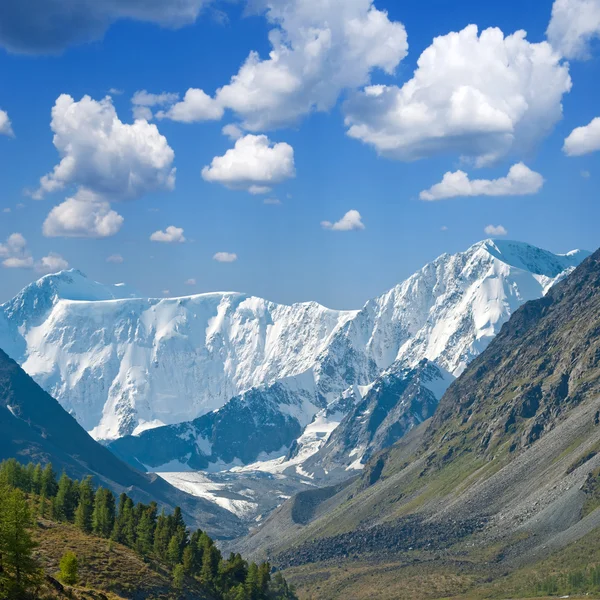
top-left (41, 463), bottom-right (58, 498)
top-left (0, 487), bottom-right (41, 598)
top-left (245, 563), bottom-right (260, 600)
top-left (167, 534), bottom-right (182, 566)
top-left (59, 551), bottom-right (78, 585)
top-left (172, 563), bottom-right (185, 590)
top-left (92, 487), bottom-right (116, 538)
top-left (135, 503), bottom-right (157, 556)
top-left (201, 544), bottom-right (221, 584)
top-left (153, 511), bottom-right (170, 560)
top-left (54, 472), bottom-right (77, 522)
top-left (32, 464), bottom-right (43, 495)
top-left (74, 476), bottom-right (94, 533)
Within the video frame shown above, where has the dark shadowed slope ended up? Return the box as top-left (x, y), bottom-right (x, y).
top-left (232, 247), bottom-right (600, 582)
top-left (0, 348), bottom-right (244, 538)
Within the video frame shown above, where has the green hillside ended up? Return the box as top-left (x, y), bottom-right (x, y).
top-left (0, 458), bottom-right (296, 600)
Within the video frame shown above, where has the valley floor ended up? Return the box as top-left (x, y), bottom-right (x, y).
top-left (283, 523), bottom-right (600, 600)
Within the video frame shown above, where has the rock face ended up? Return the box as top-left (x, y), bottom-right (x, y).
top-left (0, 239), bottom-right (587, 463)
top-left (0, 347), bottom-right (245, 539)
top-left (300, 360), bottom-right (455, 480)
top-left (430, 244), bottom-right (600, 458)
top-left (231, 246), bottom-right (600, 571)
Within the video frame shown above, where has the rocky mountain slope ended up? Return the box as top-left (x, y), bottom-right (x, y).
top-left (231, 246), bottom-right (600, 594)
top-left (0, 347), bottom-right (244, 538)
top-left (0, 240), bottom-right (585, 445)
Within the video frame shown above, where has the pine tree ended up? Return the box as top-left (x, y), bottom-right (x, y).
top-left (167, 534), bottom-right (182, 566)
top-left (74, 477), bottom-right (94, 533)
top-left (200, 544), bottom-right (221, 585)
top-left (153, 511), bottom-right (170, 559)
top-left (54, 472), bottom-right (77, 522)
top-left (245, 563), bottom-right (260, 600)
top-left (172, 563), bottom-right (185, 590)
top-left (59, 551), bottom-right (78, 585)
top-left (92, 487), bottom-right (116, 538)
top-left (32, 464), bottom-right (43, 495)
top-left (0, 487), bottom-right (41, 598)
top-left (135, 504), bottom-right (156, 556)
top-left (41, 463), bottom-right (58, 498)
top-left (257, 561), bottom-right (271, 595)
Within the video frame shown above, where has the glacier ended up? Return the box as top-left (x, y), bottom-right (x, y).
top-left (0, 239), bottom-right (589, 444)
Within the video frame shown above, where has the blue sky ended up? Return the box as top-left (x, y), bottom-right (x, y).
top-left (0, 0), bottom-right (598, 309)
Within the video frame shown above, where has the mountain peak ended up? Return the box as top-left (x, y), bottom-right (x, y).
top-left (472, 238), bottom-right (590, 277)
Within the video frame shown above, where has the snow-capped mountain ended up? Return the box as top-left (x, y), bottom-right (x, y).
top-left (0, 240), bottom-right (589, 444)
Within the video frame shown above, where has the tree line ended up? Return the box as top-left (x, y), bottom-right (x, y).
top-left (0, 458), bottom-right (297, 600)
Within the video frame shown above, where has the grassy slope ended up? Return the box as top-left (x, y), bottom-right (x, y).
top-left (32, 518), bottom-right (212, 600)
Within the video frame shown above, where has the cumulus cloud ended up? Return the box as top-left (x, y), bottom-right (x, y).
top-left (0, 233), bottom-right (68, 271)
top-left (185, 278), bottom-right (197, 285)
top-left (0, 233), bottom-right (33, 268)
top-left (0, 110), bottom-right (13, 136)
top-left (36, 252), bottom-right (69, 273)
top-left (150, 225), bottom-right (186, 243)
top-left (484, 224), bottom-right (508, 236)
top-left (164, 0), bottom-right (403, 131)
top-left (213, 252), bottom-right (237, 263)
top-left (222, 123), bottom-right (243, 140)
top-left (321, 209), bottom-right (365, 231)
top-left (0, 0), bottom-right (211, 54)
top-left (563, 117), bottom-right (600, 156)
top-left (156, 88), bottom-right (224, 122)
top-left (547, 0), bottom-right (600, 59)
top-left (43, 189), bottom-right (124, 238)
top-left (420, 163), bottom-right (544, 201)
top-left (202, 134), bottom-right (295, 193)
top-left (131, 90), bottom-right (179, 120)
top-left (344, 25), bottom-right (572, 166)
top-left (34, 94), bottom-right (175, 201)
top-left (107, 254), bottom-right (124, 264)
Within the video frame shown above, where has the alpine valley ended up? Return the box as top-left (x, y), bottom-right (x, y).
top-left (0, 239), bottom-right (589, 535)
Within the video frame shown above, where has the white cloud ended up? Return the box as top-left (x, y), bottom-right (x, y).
top-left (344, 25), bottom-right (571, 165)
top-left (547, 0), bottom-right (600, 59)
top-left (131, 89), bottom-right (179, 120)
top-left (162, 289), bottom-right (171, 296)
top-left (206, 0), bottom-right (408, 131)
top-left (0, 233), bottom-right (32, 268)
top-left (213, 252), bottom-right (237, 262)
top-left (34, 94), bottom-right (175, 201)
top-left (0, 0), bottom-right (212, 54)
top-left (441, 225), bottom-right (449, 231)
top-left (43, 189), bottom-right (124, 238)
top-left (563, 117), bottom-right (600, 156)
top-left (36, 252), bottom-right (69, 273)
top-left (3, 208), bottom-right (11, 214)
top-left (107, 254), bottom-right (124, 264)
top-left (202, 134), bottom-right (295, 193)
top-left (0, 109), bottom-right (13, 136)
top-left (222, 123), bottom-right (243, 140)
top-left (484, 224), bottom-right (508, 236)
top-left (420, 163), bottom-right (544, 201)
top-left (321, 209), bottom-right (365, 231)
top-left (0, 233), bottom-right (67, 271)
top-left (582, 170), bottom-right (591, 178)
top-left (150, 225), bottom-right (186, 243)
top-left (156, 88), bottom-right (224, 122)
top-left (185, 278), bottom-right (197, 285)
top-left (263, 198), bottom-right (282, 205)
